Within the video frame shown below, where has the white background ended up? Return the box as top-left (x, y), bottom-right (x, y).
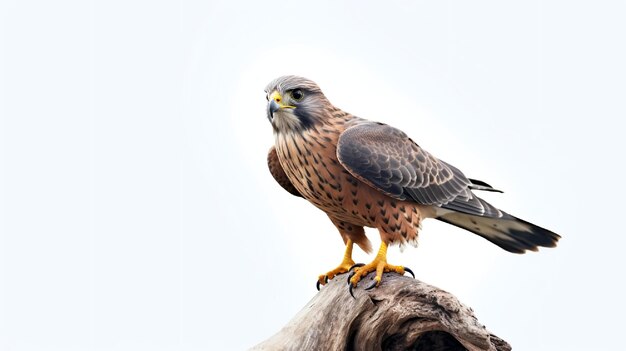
top-left (1, 1), bottom-right (625, 350)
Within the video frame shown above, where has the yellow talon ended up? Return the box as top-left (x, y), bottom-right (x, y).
top-left (349, 241), bottom-right (405, 288)
top-left (317, 240), bottom-right (355, 288)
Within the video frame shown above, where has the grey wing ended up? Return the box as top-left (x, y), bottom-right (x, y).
top-left (267, 146), bottom-right (303, 198)
top-left (336, 122), bottom-right (503, 218)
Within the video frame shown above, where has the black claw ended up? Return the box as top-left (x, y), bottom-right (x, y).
top-left (364, 280), bottom-right (378, 291)
top-left (404, 267), bottom-right (415, 279)
top-left (347, 263), bottom-right (364, 285)
top-left (349, 283), bottom-right (356, 299)
top-left (347, 270), bottom-right (356, 285)
top-left (348, 263), bottom-right (365, 271)
top-left (325, 275), bottom-right (329, 284)
top-left (316, 280), bottom-right (321, 291)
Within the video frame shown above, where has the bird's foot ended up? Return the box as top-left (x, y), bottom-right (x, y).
top-left (316, 258), bottom-right (356, 290)
top-left (346, 251), bottom-right (414, 298)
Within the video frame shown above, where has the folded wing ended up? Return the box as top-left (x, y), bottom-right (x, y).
top-left (268, 146), bottom-right (303, 198)
top-left (336, 122), bottom-right (502, 218)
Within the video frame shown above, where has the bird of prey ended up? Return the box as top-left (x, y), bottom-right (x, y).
top-left (265, 75), bottom-right (560, 293)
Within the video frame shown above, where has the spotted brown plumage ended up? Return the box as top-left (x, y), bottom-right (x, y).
top-left (265, 75), bottom-right (560, 292)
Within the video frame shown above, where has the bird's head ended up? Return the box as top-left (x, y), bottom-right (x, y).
top-left (264, 75), bottom-right (330, 133)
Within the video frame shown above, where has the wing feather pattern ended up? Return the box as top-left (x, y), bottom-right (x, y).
top-left (267, 146), bottom-right (303, 198)
top-left (336, 122), bottom-right (502, 218)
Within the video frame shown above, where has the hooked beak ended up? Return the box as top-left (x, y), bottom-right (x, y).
top-left (268, 91), bottom-right (295, 121)
top-left (269, 99), bottom-right (280, 116)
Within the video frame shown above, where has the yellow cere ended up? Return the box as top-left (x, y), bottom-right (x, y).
top-left (270, 91), bottom-right (296, 109)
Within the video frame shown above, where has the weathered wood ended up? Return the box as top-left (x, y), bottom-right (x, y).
top-left (251, 272), bottom-right (511, 351)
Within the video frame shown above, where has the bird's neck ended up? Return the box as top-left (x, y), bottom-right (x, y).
top-left (274, 109), bottom-right (359, 146)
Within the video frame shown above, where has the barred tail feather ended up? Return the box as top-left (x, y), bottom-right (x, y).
top-left (437, 212), bottom-right (560, 253)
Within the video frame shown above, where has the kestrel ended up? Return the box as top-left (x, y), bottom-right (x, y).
top-left (265, 75), bottom-right (560, 294)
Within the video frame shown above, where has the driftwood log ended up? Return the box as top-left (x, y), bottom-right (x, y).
top-left (251, 272), bottom-right (511, 351)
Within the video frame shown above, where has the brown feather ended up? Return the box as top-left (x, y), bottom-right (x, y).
top-left (267, 146), bottom-right (302, 198)
top-left (273, 110), bottom-right (430, 250)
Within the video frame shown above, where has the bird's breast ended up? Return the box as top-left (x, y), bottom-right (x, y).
top-left (275, 130), bottom-right (344, 204)
top-left (274, 128), bottom-right (380, 226)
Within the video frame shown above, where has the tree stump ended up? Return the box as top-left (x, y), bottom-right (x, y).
top-left (251, 272), bottom-right (511, 351)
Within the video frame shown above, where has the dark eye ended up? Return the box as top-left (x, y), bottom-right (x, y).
top-left (291, 89), bottom-right (304, 101)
